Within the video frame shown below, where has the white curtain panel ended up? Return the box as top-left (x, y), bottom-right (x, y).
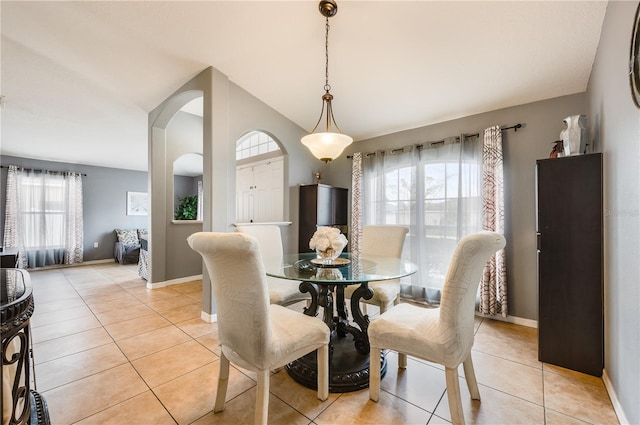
top-left (3, 166), bottom-right (83, 267)
top-left (362, 138), bottom-right (484, 305)
top-left (480, 125), bottom-right (508, 317)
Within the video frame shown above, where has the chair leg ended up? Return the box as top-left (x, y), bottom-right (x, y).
top-left (462, 355), bottom-right (481, 400)
top-left (445, 366), bottom-right (465, 425)
top-left (255, 370), bottom-right (270, 425)
top-left (369, 347), bottom-right (381, 401)
top-left (398, 353), bottom-right (407, 369)
top-left (214, 353), bottom-right (230, 413)
top-left (317, 344), bottom-right (329, 401)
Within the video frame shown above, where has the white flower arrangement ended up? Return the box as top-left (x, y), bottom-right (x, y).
top-left (309, 226), bottom-right (348, 258)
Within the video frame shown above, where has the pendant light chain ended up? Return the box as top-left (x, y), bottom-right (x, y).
top-left (301, 0), bottom-right (353, 162)
top-left (325, 17), bottom-right (331, 93)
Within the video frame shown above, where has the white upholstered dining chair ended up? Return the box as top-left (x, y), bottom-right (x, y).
top-left (235, 225), bottom-right (311, 307)
top-left (344, 225), bottom-right (408, 314)
top-left (368, 231), bottom-right (506, 425)
top-left (187, 232), bottom-right (329, 425)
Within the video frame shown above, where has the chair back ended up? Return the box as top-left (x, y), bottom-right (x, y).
top-left (439, 231), bottom-right (506, 353)
top-left (362, 225), bottom-right (408, 258)
top-left (235, 225), bottom-right (283, 272)
top-left (187, 232), bottom-right (273, 368)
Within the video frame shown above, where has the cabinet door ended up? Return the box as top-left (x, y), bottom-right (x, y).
top-left (331, 187), bottom-right (348, 225)
top-left (537, 154), bottom-right (603, 376)
top-left (316, 185), bottom-right (332, 225)
top-left (299, 184), bottom-right (349, 252)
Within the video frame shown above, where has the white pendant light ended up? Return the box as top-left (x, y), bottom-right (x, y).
top-left (301, 0), bottom-right (353, 163)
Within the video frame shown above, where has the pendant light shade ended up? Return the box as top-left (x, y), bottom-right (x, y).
top-left (302, 132), bottom-right (353, 163)
top-left (302, 0), bottom-right (353, 163)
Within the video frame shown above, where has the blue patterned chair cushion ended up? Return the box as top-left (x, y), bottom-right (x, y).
top-left (115, 229), bottom-right (139, 245)
top-left (137, 228), bottom-right (148, 240)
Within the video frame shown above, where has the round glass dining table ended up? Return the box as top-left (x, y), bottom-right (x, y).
top-left (266, 252), bottom-right (417, 393)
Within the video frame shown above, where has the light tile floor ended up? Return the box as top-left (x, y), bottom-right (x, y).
top-left (27, 263), bottom-right (619, 424)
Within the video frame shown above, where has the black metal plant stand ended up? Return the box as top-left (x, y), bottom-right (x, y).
top-left (1, 269), bottom-right (50, 425)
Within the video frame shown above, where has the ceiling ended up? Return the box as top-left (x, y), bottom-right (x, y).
top-left (0, 1), bottom-right (608, 172)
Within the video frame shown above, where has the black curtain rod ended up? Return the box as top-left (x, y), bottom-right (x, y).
top-left (0, 165), bottom-right (87, 176)
top-left (503, 123), bottom-right (523, 132)
top-left (347, 123), bottom-right (523, 159)
top-left (461, 123), bottom-right (523, 139)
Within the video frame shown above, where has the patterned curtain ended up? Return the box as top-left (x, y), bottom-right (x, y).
top-left (64, 171), bottom-right (84, 264)
top-left (3, 166), bottom-right (26, 266)
top-left (3, 165), bottom-right (84, 268)
top-left (350, 152), bottom-right (363, 258)
top-left (480, 125), bottom-right (508, 317)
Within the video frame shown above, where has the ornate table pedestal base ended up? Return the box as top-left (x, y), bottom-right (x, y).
top-left (286, 336), bottom-right (386, 393)
top-left (286, 281), bottom-right (386, 392)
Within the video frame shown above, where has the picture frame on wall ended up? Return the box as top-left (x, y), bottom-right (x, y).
top-left (127, 191), bottom-right (148, 216)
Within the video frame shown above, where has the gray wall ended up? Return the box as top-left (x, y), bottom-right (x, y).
top-left (173, 175), bottom-right (202, 217)
top-left (0, 155), bottom-right (148, 262)
top-left (331, 93), bottom-right (587, 321)
top-left (587, 1), bottom-right (640, 423)
top-left (229, 82), bottom-right (327, 254)
top-left (149, 67), bottom-right (324, 316)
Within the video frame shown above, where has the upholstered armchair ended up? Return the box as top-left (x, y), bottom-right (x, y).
top-left (344, 225), bottom-right (408, 314)
top-left (235, 225), bottom-right (311, 307)
top-left (187, 232), bottom-right (329, 425)
top-left (368, 231), bottom-right (506, 425)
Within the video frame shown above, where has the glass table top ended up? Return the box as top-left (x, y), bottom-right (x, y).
top-left (266, 252), bottom-right (417, 284)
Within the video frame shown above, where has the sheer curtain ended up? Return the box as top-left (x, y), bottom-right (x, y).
top-left (361, 136), bottom-right (483, 305)
top-left (3, 165), bottom-right (84, 268)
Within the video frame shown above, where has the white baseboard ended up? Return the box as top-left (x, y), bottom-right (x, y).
top-left (476, 312), bottom-right (538, 328)
top-left (82, 258), bottom-right (117, 265)
top-left (602, 369), bottom-right (629, 424)
top-left (201, 311), bottom-right (217, 323)
top-left (25, 258), bottom-right (116, 270)
top-left (146, 274), bottom-right (203, 290)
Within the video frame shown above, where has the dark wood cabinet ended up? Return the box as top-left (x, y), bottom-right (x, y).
top-left (536, 153), bottom-right (603, 377)
top-left (0, 247), bottom-right (19, 268)
top-left (298, 184), bottom-right (348, 253)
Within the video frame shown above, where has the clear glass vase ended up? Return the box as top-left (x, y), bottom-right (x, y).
top-left (316, 247), bottom-right (342, 264)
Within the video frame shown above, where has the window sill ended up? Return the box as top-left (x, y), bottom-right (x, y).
top-left (171, 220), bottom-right (203, 225)
top-left (232, 222), bottom-right (292, 227)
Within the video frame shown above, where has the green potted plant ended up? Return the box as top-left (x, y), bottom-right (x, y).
top-left (174, 195), bottom-right (198, 220)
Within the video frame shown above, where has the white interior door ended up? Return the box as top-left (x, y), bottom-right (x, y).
top-left (236, 157), bottom-right (284, 223)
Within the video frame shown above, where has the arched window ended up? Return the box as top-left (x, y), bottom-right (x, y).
top-left (236, 131), bottom-right (281, 161)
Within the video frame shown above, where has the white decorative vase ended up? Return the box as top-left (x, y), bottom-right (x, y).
top-left (561, 115), bottom-right (587, 156)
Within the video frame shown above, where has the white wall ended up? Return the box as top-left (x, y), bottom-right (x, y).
top-left (587, 1), bottom-right (640, 423)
